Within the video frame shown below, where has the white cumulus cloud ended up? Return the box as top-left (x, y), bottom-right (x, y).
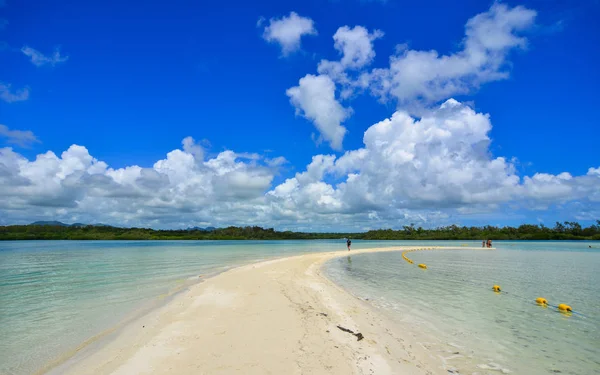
top-left (317, 26), bottom-right (384, 97)
top-left (0, 137), bottom-right (280, 228)
top-left (286, 3), bottom-right (537, 150)
top-left (318, 26), bottom-right (383, 75)
top-left (364, 3), bottom-right (537, 109)
top-left (286, 74), bottom-right (351, 150)
top-left (1, 109), bottom-right (598, 230)
top-left (262, 11), bottom-right (317, 56)
top-left (286, 25), bottom-right (383, 149)
top-left (264, 100), bottom-right (600, 229)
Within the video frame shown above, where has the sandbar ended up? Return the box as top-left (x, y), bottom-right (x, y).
top-left (46, 246), bottom-right (488, 375)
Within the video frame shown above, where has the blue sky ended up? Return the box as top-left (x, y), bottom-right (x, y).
top-left (0, 0), bottom-right (599, 230)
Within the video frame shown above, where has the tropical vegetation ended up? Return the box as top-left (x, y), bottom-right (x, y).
top-left (1, 221), bottom-right (599, 240)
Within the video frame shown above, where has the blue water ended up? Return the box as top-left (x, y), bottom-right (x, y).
top-left (324, 241), bottom-right (600, 375)
top-left (0, 239), bottom-right (403, 375)
top-left (2, 240), bottom-right (598, 375)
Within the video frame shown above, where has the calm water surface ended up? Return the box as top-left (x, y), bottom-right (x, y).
top-left (325, 241), bottom-right (600, 375)
top-left (1, 240), bottom-right (598, 375)
top-left (0, 239), bottom-right (398, 375)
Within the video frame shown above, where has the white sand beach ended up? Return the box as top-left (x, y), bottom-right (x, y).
top-left (46, 246), bottom-right (487, 375)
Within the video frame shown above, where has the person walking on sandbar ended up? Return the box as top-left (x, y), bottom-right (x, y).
top-left (347, 238), bottom-right (352, 251)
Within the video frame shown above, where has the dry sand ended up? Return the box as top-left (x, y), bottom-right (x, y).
top-left (47, 246), bottom-right (484, 375)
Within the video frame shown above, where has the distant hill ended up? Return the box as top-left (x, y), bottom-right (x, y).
top-left (30, 221), bottom-right (211, 231)
top-left (187, 226), bottom-right (217, 232)
top-left (30, 221), bottom-right (113, 228)
top-left (30, 221), bottom-right (70, 226)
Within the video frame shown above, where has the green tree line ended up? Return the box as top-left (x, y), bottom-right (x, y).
top-left (360, 221), bottom-right (600, 240)
top-left (0, 221), bottom-right (599, 240)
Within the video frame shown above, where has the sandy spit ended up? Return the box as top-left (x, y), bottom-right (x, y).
top-left (47, 246), bottom-right (487, 375)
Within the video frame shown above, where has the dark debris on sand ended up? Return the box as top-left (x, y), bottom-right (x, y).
top-left (336, 325), bottom-right (364, 341)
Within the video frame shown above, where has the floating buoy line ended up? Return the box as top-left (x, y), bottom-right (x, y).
top-left (499, 289), bottom-right (580, 316)
top-left (400, 247), bottom-right (584, 317)
top-left (401, 247), bottom-right (435, 268)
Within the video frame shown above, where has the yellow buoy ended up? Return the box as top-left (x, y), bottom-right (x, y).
top-left (492, 285), bottom-right (501, 292)
top-left (418, 264), bottom-right (427, 269)
top-left (558, 304), bottom-right (572, 312)
top-left (535, 297), bottom-right (548, 306)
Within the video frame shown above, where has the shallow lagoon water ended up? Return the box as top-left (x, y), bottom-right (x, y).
top-left (1, 240), bottom-right (598, 374)
top-left (0, 239), bottom-right (402, 375)
top-left (324, 241), bottom-right (600, 375)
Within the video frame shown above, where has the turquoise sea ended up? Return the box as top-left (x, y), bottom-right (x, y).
top-left (0, 239), bottom-right (395, 375)
top-left (325, 241), bottom-right (600, 375)
top-left (0, 240), bottom-right (598, 375)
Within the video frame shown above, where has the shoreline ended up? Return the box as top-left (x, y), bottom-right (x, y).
top-left (36, 264), bottom-right (236, 375)
top-left (43, 246), bottom-right (490, 375)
